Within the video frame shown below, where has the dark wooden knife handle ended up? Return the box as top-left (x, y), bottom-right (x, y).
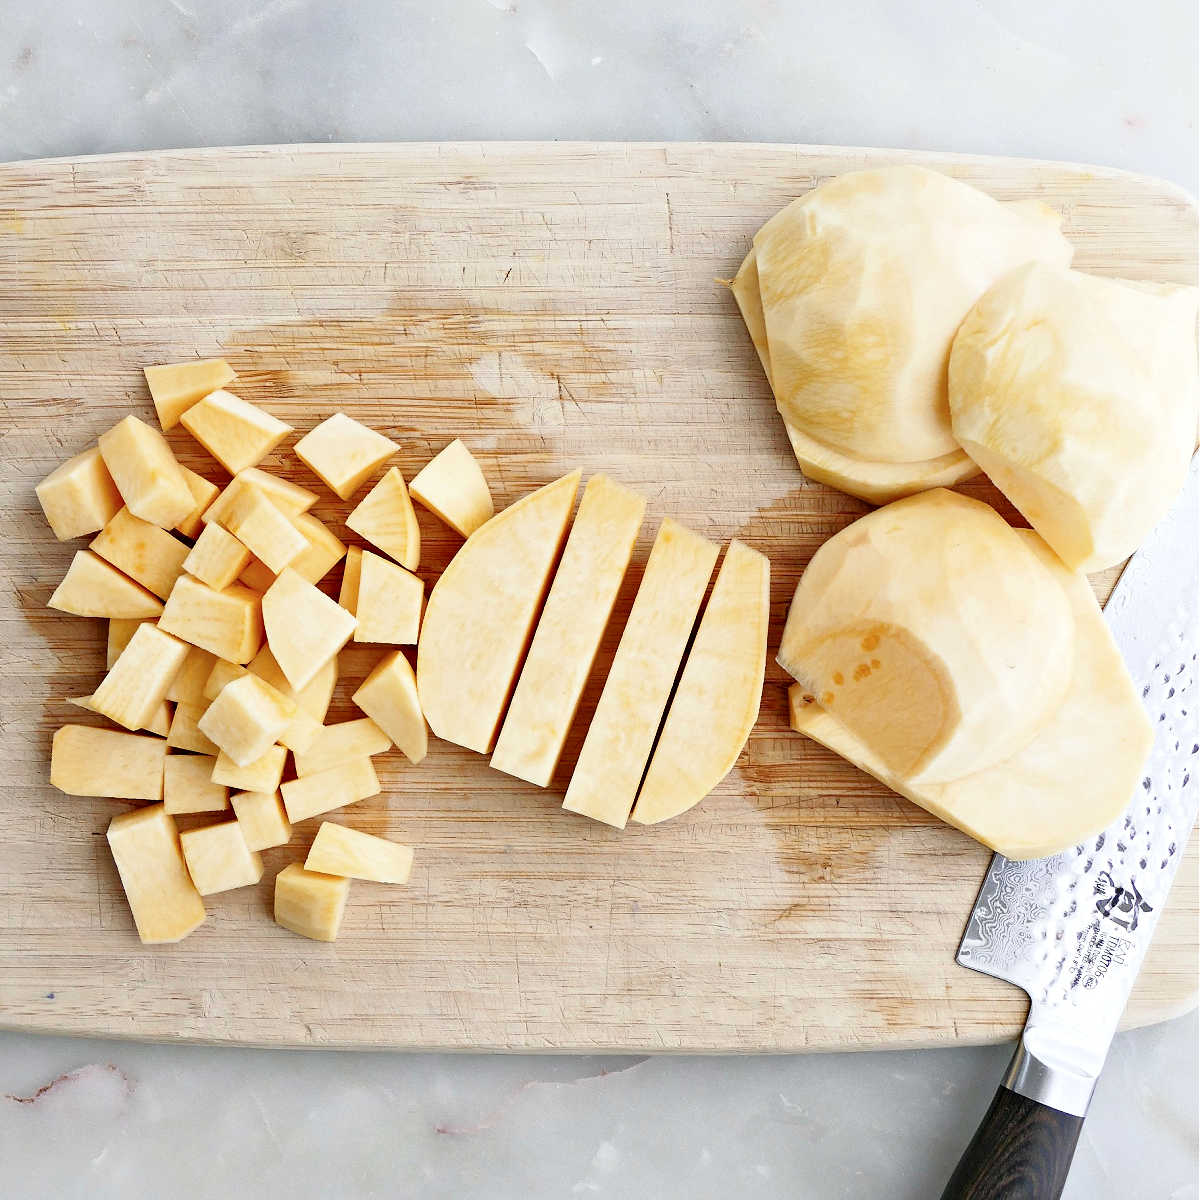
top-left (939, 1085), bottom-right (1084, 1200)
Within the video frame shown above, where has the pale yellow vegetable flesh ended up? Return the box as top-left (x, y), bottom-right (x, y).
top-left (163, 753), bottom-right (229, 815)
top-left (293, 412), bottom-right (398, 500)
top-left (777, 489), bottom-right (1074, 785)
top-left (211, 744), bottom-right (287, 794)
top-left (183, 521), bottom-right (253, 591)
top-left (409, 438), bottom-right (494, 537)
top-left (49, 550), bottom-right (163, 620)
top-left (175, 467), bottom-right (220, 539)
top-left (68, 692), bottom-right (171, 737)
top-left (97, 414), bottom-right (195, 529)
top-left (166, 701), bottom-right (219, 755)
top-left (91, 623), bottom-right (189, 731)
top-left (492, 473), bottom-right (645, 787)
top-left (198, 673), bottom-right (297, 767)
top-left (179, 388), bottom-right (292, 475)
top-left (631, 539), bottom-right (770, 825)
top-left (345, 467), bottom-right (421, 571)
top-left (305, 822), bottom-right (414, 884)
top-left (51, 725), bottom-right (166, 800)
top-left (287, 511), bottom-right (347, 584)
top-left (949, 263), bottom-right (1200, 572)
top-left (107, 617), bottom-right (154, 669)
top-left (107, 805), bottom-right (205, 943)
top-left (180, 821), bottom-right (264, 895)
top-left (143, 358), bottom-right (235, 430)
top-left (202, 469), bottom-right (318, 528)
top-left (248, 645), bottom-right (337, 723)
top-left (262, 567), bottom-right (357, 691)
top-left (35, 446), bottom-right (123, 541)
top-left (159, 574), bottom-right (264, 665)
top-left (352, 551), bottom-right (423, 644)
top-left (563, 517), bottom-right (719, 828)
top-left (352, 652), bottom-right (427, 765)
top-left (788, 532), bottom-right (1154, 859)
top-left (339, 545), bottom-right (363, 613)
top-left (165, 646), bottom-right (218, 706)
top-left (274, 863), bottom-right (349, 942)
top-left (220, 486), bottom-right (309, 574)
top-left (417, 470), bottom-right (580, 754)
top-left (280, 757), bottom-right (381, 823)
top-left (293, 718), bottom-right (392, 777)
top-left (230, 790), bottom-right (292, 851)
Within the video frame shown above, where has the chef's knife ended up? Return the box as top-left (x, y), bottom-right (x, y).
top-left (940, 455), bottom-right (1199, 1200)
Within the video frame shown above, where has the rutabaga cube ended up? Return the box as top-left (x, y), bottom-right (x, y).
top-left (35, 446), bottom-right (123, 540)
top-left (97, 415), bottom-right (195, 529)
top-left (180, 821), bottom-right (263, 895)
top-left (274, 863), bottom-right (349, 941)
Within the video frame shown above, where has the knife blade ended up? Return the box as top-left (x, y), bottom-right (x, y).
top-left (941, 455), bottom-right (1199, 1200)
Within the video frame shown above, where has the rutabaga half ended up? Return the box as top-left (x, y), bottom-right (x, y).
top-left (777, 489), bottom-right (1074, 785)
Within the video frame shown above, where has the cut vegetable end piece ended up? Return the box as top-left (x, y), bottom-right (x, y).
top-left (97, 414), bottom-right (195, 529)
top-left (107, 805), bottom-right (205, 943)
top-left (491, 473), bottom-right (646, 787)
top-left (163, 753), bottom-right (229, 815)
top-left (563, 517), bottom-right (720, 828)
top-left (262, 567), bottom-right (356, 691)
top-left (280, 757), bottom-right (380, 823)
top-left (353, 551), bottom-right (423, 644)
top-left (158, 574), bottom-right (264, 665)
top-left (144, 358), bottom-right (236, 430)
top-left (409, 439), bottom-right (494, 537)
top-left (416, 470), bottom-right (581, 755)
top-left (293, 717), bottom-right (392, 776)
top-left (352, 652), bottom-right (426, 765)
top-left (787, 532), bottom-right (1153, 858)
top-left (179, 389), bottom-right (292, 475)
top-left (36, 446), bottom-right (123, 541)
top-left (274, 863), bottom-right (349, 941)
top-left (52, 725), bottom-right (166, 800)
top-left (345, 467), bottom-right (421, 571)
top-left (49, 551), bottom-right (163, 620)
top-left (306, 823), bottom-right (414, 884)
top-left (631, 539), bottom-right (770, 825)
top-left (293, 412), bottom-right (398, 500)
top-left (230, 790), bottom-right (292, 851)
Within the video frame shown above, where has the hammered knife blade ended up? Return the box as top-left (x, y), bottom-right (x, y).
top-left (941, 455), bottom-right (1199, 1200)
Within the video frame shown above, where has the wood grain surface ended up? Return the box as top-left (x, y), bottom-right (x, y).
top-left (0, 143), bottom-right (1195, 1051)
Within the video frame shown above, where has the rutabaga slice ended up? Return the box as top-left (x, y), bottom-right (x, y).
top-left (787, 532), bottom-right (1154, 859)
top-left (107, 805), bottom-right (205, 943)
top-left (777, 489), bottom-right (1073, 786)
top-left (631, 539), bottom-right (769, 824)
top-left (563, 518), bottom-right (718, 828)
top-left (491, 473), bottom-right (645, 787)
top-left (950, 263), bottom-right (1200, 572)
top-left (416, 471), bottom-right (580, 754)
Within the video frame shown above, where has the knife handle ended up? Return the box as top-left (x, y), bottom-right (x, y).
top-left (939, 1085), bottom-right (1083, 1200)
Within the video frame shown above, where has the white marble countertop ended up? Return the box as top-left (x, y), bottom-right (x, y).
top-left (0, 2), bottom-right (1195, 1197)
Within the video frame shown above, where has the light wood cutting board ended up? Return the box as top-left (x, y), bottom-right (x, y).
top-left (0, 144), bottom-right (1195, 1052)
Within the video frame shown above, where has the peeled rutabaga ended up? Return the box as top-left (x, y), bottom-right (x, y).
top-left (950, 263), bottom-right (1199, 572)
top-left (741, 166), bottom-right (1072, 496)
top-left (777, 489), bottom-right (1074, 785)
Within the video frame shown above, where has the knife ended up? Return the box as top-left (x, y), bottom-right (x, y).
top-left (940, 455), bottom-right (1199, 1200)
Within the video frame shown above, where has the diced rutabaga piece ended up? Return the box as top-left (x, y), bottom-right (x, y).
top-left (950, 264), bottom-right (1200, 572)
top-left (787, 532), bottom-right (1154, 859)
top-left (417, 470), bottom-right (580, 754)
top-left (176, 467), bottom-right (221, 539)
top-left (144, 358), bottom-right (236, 430)
top-left (306, 822), bottom-right (413, 884)
top-left (631, 539), bottom-right (770, 824)
top-left (211, 744), bottom-right (287, 793)
top-left (180, 821), bottom-right (263, 894)
top-left (274, 863), bottom-right (349, 941)
top-left (281, 757), bottom-right (380, 823)
top-left (353, 551), bottom-right (423, 644)
top-left (729, 247), bottom-right (978, 504)
top-left (230, 790), bottom-right (292, 850)
top-left (294, 412), bottom-right (399, 500)
top-left (238, 556), bottom-right (276, 593)
top-left (159, 575), bottom-right (264, 664)
top-left (49, 551), bottom-right (163, 620)
top-left (90, 507), bottom-right (189, 599)
top-left (339, 546), bottom-right (363, 612)
top-left (776, 489), bottom-right (1074, 785)
top-left (107, 617), bottom-right (153, 668)
top-left (68, 693), bottom-right (171, 737)
top-left (199, 672), bottom-right (297, 766)
top-left (220, 486), bottom-right (308, 574)
top-left (293, 717), bottom-right (392, 776)
top-left (166, 646), bottom-right (218, 705)
top-left (202, 469), bottom-right (318, 528)
top-left (91, 623), bottom-right (190, 730)
top-left (179, 389), bottom-right (292, 475)
top-left (409, 439), bottom-right (494, 537)
top-left (51, 724), bottom-right (165, 800)
top-left (35, 446), bottom-right (123, 540)
top-left (163, 753), bottom-right (229, 814)
top-left (345, 467), bottom-right (421, 570)
top-left (184, 521), bottom-right (252, 590)
top-left (563, 518), bottom-right (719, 828)
top-left (203, 658), bottom-right (248, 701)
top-left (97, 414), bottom-right (195, 528)
top-left (287, 512), bottom-right (347, 584)
top-left (166, 700), bottom-right (218, 754)
top-left (276, 708), bottom-right (323, 755)
top-left (353, 651), bottom-right (426, 765)
top-left (492, 473), bottom-right (645, 787)
top-left (248, 644), bottom-right (337, 723)
top-left (107, 805), bottom-right (205, 943)
top-left (262, 567), bottom-right (356, 691)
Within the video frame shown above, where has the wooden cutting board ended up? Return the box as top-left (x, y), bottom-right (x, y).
top-left (0, 144), bottom-right (1195, 1052)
